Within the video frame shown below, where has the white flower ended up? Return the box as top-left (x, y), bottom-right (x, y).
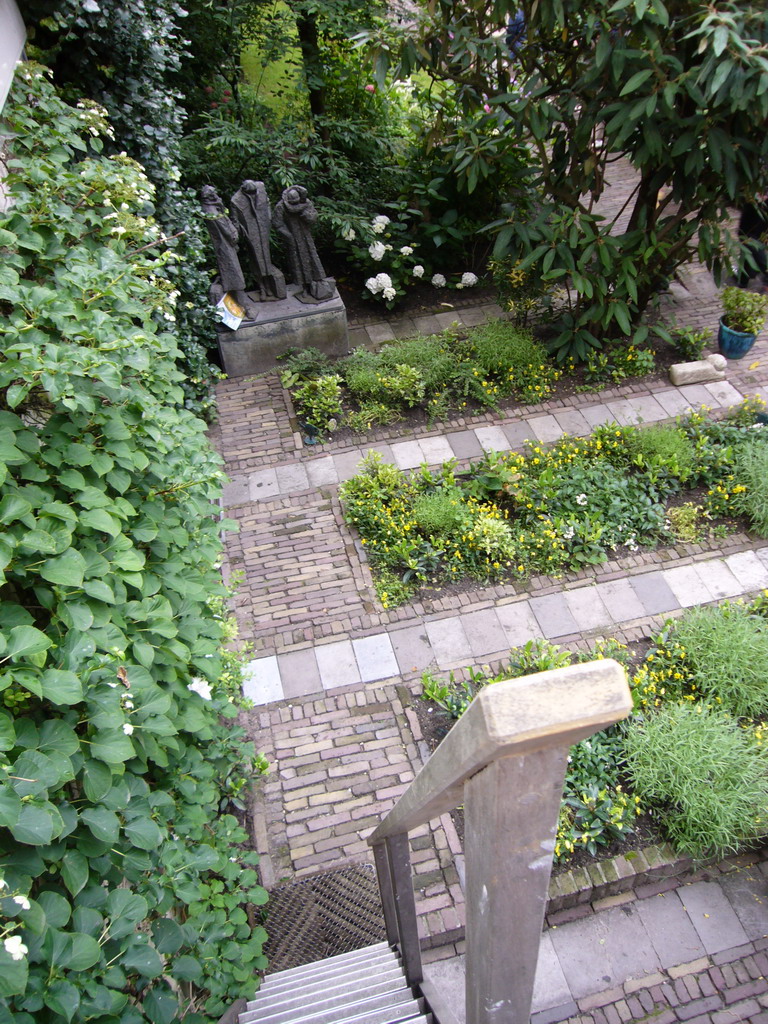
top-left (375, 273), bottom-right (392, 290)
top-left (4, 936), bottom-right (28, 961)
top-left (341, 226), bottom-right (356, 241)
top-left (122, 723), bottom-right (134, 735)
top-left (431, 273), bottom-right (447, 287)
top-left (371, 215), bottom-right (390, 233)
top-left (187, 678), bottom-right (213, 701)
top-left (461, 272), bottom-right (478, 287)
top-left (575, 493), bottom-right (588, 506)
top-left (383, 287), bottom-right (396, 301)
top-left (369, 241), bottom-right (386, 261)
top-left (562, 525), bottom-right (575, 540)
top-left (13, 896), bottom-right (30, 910)
top-left (412, 265), bottom-right (425, 278)
top-left (365, 276), bottom-right (382, 294)
top-left (0, 878), bottom-right (7, 891)
top-left (400, 246), bottom-right (413, 256)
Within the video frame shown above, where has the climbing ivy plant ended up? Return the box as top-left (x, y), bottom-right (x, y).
top-left (0, 65), bottom-right (267, 1024)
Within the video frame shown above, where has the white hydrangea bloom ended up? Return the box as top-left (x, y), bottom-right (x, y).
top-left (375, 273), bottom-right (393, 290)
top-left (4, 936), bottom-right (28, 961)
top-left (122, 723), bottom-right (134, 735)
top-left (412, 265), bottom-right (425, 278)
top-left (400, 246), bottom-right (413, 255)
top-left (369, 241), bottom-right (386, 261)
top-left (366, 276), bottom-right (382, 294)
top-left (383, 287), bottom-right (397, 301)
top-left (431, 273), bottom-right (447, 287)
top-left (341, 226), bottom-right (356, 241)
top-left (461, 272), bottom-right (478, 287)
top-left (371, 215), bottom-right (391, 233)
top-left (188, 678), bottom-right (213, 701)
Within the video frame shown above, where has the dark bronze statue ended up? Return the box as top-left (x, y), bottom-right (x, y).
top-left (200, 185), bottom-right (259, 320)
top-left (273, 186), bottom-right (335, 304)
top-left (230, 180), bottom-right (287, 302)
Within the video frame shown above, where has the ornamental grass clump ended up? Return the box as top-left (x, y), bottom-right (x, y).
top-left (625, 702), bottom-right (768, 860)
top-left (731, 434), bottom-right (768, 535)
top-left (669, 603), bottom-right (768, 718)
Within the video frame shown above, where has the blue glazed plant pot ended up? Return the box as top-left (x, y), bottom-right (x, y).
top-left (718, 319), bottom-right (757, 360)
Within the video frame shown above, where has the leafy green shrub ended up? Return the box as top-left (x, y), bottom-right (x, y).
top-left (279, 347), bottom-right (334, 384)
top-left (622, 425), bottom-right (695, 483)
top-left (0, 65), bottom-right (268, 1023)
top-left (467, 321), bottom-right (560, 403)
top-left (625, 703), bottom-right (768, 859)
top-left (412, 489), bottom-right (467, 536)
top-left (732, 436), bottom-right (768, 535)
top-left (583, 345), bottom-right (656, 387)
top-left (291, 375), bottom-right (344, 434)
top-left (670, 326), bottom-right (712, 361)
top-left (669, 603), bottom-right (768, 718)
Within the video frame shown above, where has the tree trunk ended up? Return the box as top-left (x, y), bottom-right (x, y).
top-left (296, 11), bottom-right (330, 141)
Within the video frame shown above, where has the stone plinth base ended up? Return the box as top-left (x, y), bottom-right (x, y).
top-left (217, 284), bottom-right (349, 377)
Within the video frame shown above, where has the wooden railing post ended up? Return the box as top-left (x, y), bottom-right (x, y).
top-left (380, 833), bottom-right (423, 985)
top-left (372, 839), bottom-right (399, 947)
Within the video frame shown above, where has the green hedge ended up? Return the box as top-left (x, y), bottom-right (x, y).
top-left (0, 65), bottom-right (266, 1024)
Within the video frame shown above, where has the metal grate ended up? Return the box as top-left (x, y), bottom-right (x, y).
top-left (262, 864), bottom-right (387, 974)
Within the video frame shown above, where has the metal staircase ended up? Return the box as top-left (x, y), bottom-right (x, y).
top-left (238, 942), bottom-right (431, 1024)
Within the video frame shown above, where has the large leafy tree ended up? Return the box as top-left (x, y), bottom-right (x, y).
top-left (378, 0), bottom-right (768, 358)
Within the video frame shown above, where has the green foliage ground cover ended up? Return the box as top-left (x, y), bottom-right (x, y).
top-left (0, 66), bottom-right (267, 1024)
top-left (342, 402), bottom-right (768, 608)
top-left (422, 596), bottom-right (768, 864)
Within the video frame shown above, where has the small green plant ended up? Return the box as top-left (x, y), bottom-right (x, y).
top-left (625, 702), bottom-right (768, 859)
top-left (508, 638), bottom-right (573, 675)
top-left (291, 374), bottom-right (344, 434)
top-left (346, 402), bottom-right (403, 432)
top-left (583, 344), bottom-right (656, 386)
top-left (412, 489), bottom-right (467, 536)
top-left (278, 346), bottom-right (333, 385)
top-left (665, 502), bottom-right (709, 542)
top-left (732, 435), bottom-right (768, 535)
top-left (622, 424), bottom-right (695, 483)
top-left (670, 326), bottom-right (712, 361)
top-left (373, 568), bottom-right (416, 610)
top-left (421, 670), bottom-right (478, 718)
top-left (721, 286), bottom-right (768, 335)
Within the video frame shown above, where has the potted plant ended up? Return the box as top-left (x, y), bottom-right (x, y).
top-left (718, 286), bottom-right (768, 359)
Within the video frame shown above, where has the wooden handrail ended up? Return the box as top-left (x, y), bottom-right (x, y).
top-left (368, 659), bottom-right (633, 1024)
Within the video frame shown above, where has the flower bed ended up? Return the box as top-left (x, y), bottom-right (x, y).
top-left (417, 595), bottom-right (768, 866)
top-left (279, 322), bottom-right (658, 441)
top-left (340, 400), bottom-right (767, 608)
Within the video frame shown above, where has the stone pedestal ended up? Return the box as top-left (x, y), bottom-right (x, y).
top-left (216, 283), bottom-right (349, 377)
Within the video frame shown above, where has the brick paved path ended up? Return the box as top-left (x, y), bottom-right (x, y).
top-left (213, 157), bottom-right (768, 1019)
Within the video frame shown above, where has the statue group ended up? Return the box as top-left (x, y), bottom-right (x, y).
top-left (201, 181), bottom-right (334, 322)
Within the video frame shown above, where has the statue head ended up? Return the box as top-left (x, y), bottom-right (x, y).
top-left (200, 185), bottom-right (224, 212)
top-left (241, 179), bottom-right (265, 195)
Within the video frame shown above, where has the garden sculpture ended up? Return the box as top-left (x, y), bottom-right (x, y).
top-left (230, 179), bottom-right (287, 302)
top-left (669, 353), bottom-right (727, 385)
top-left (200, 185), bottom-right (260, 320)
top-left (273, 186), bottom-right (335, 304)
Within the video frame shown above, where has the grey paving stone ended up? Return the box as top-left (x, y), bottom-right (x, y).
top-left (532, 931), bottom-right (572, 1012)
top-left (460, 608), bottom-right (509, 659)
top-left (333, 449), bottom-right (369, 482)
top-left (605, 398), bottom-right (640, 426)
top-left (563, 585), bottom-right (613, 631)
top-left (553, 408), bottom-right (591, 437)
top-left (457, 307), bottom-right (488, 327)
top-left (634, 891), bottom-right (707, 969)
top-left (424, 616), bottom-right (473, 669)
top-left (316, 640), bottom-right (362, 690)
top-left (445, 430), bottom-right (484, 461)
top-left (222, 476), bottom-right (250, 506)
top-left (434, 311), bottom-right (462, 330)
top-left (366, 322), bottom-right (396, 343)
top-left (277, 648), bottom-right (322, 699)
top-left (679, 881), bottom-right (749, 955)
top-left (594, 578), bottom-right (646, 622)
top-left (549, 902), bottom-right (660, 999)
top-left (347, 327), bottom-right (369, 348)
top-left (529, 593), bottom-right (580, 638)
top-left (305, 455), bottom-right (340, 488)
top-left (478, 301), bottom-right (505, 318)
top-left (694, 558), bottom-right (744, 600)
top-left (390, 624), bottom-right (437, 676)
top-left (725, 550), bottom-right (768, 592)
top-left (412, 315), bottom-right (442, 335)
top-left (677, 383), bottom-right (715, 411)
top-left (419, 435), bottom-right (456, 466)
top-left (528, 414), bottom-right (564, 444)
top-left (275, 461), bottom-right (310, 494)
top-left (662, 564), bottom-right (716, 608)
top-left (391, 440), bottom-right (426, 470)
top-left (718, 867), bottom-right (768, 942)
top-left (654, 388), bottom-right (697, 418)
top-left (503, 420), bottom-right (533, 449)
top-left (475, 425), bottom-right (512, 453)
top-left (629, 571), bottom-right (681, 616)
top-left (248, 467), bottom-right (279, 501)
top-left (365, 443), bottom-right (396, 465)
top-left (704, 380), bottom-right (744, 408)
top-left (625, 394), bottom-right (668, 424)
top-left (581, 404), bottom-right (615, 429)
top-left (388, 317), bottom-right (418, 339)
top-left (242, 656), bottom-right (283, 705)
top-left (496, 601), bottom-right (544, 648)
top-left (352, 633), bottom-right (399, 683)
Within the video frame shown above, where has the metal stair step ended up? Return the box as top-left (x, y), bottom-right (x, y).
top-left (239, 990), bottom-right (422, 1024)
top-left (243, 974), bottom-right (417, 1024)
top-left (243, 968), bottom-right (407, 1018)
top-left (257, 943), bottom-right (395, 993)
top-left (256, 949), bottom-right (400, 999)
